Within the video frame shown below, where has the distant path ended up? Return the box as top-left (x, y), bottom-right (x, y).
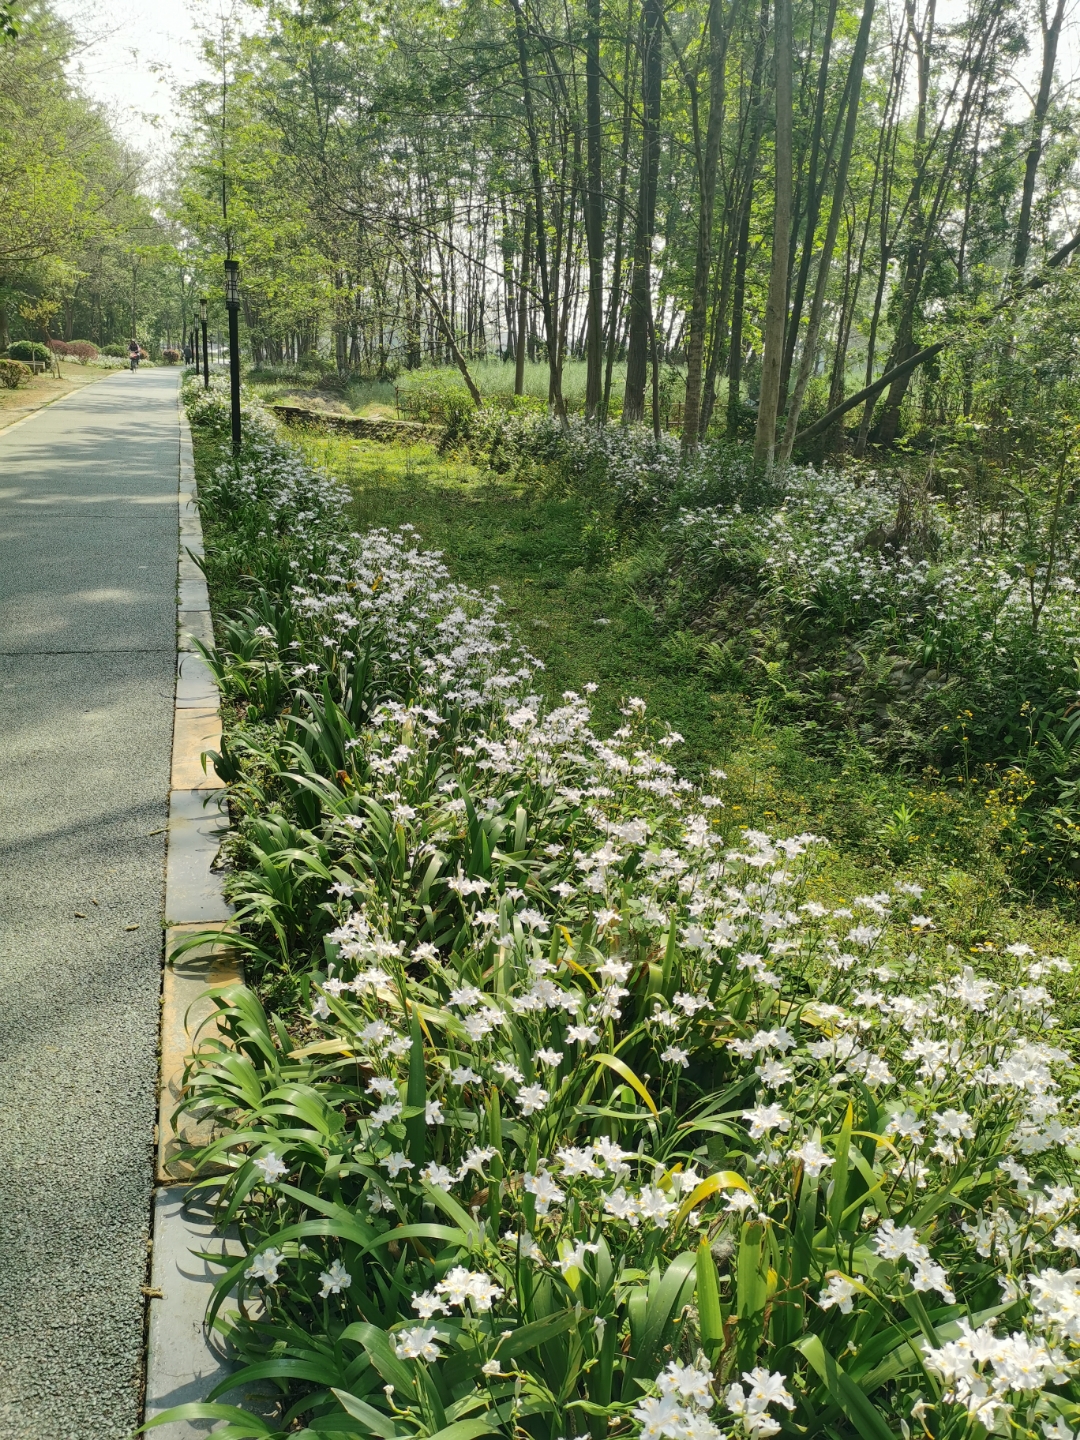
top-left (0, 370), bottom-right (179, 1439)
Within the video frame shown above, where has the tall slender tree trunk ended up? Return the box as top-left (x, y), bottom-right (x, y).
top-left (727, 0), bottom-right (770, 437)
top-left (516, 201), bottom-right (532, 394)
top-left (585, 0), bottom-right (605, 418)
top-left (1013, 0), bottom-right (1065, 272)
top-left (682, 0), bottom-right (730, 449)
top-left (623, 0), bottom-right (662, 423)
top-left (780, 0), bottom-right (875, 457)
top-left (778, 0), bottom-right (839, 408)
top-left (510, 0), bottom-right (567, 418)
top-left (753, 0), bottom-right (792, 466)
top-left (603, 8), bottom-right (638, 419)
top-left (700, 221), bottom-right (734, 434)
top-left (873, 0), bottom-right (936, 444)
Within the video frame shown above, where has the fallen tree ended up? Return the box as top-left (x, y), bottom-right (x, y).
top-left (794, 227), bottom-right (1080, 445)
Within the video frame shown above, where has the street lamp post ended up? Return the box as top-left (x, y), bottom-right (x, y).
top-left (224, 259), bottom-right (241, 454)
top-left (199, 297), bottom-right (210, 389)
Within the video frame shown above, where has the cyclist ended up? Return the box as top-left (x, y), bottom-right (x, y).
top-left (128, 339), bottom-right (141, 372)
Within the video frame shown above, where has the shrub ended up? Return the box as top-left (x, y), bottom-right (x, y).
top-left (298, 351), bottom-right (337, 376)
top-left (101, 343), bottom-right (128, 358)
top-left (67, 340), bottom-right (99, 363)
top-left (47, 339), bottom-right (70, 356)
top-left (161, 348), bottom-right (182, 365)
top-left (5, 340), bottom-right (51, 362)
top-left (159, 382), bottom-right (1080, 1440)
top-left (0, 359), bottom-right (31, 388)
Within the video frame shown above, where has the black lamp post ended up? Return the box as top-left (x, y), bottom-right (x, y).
top-left (199, 296), bottom-right (210, 389)
top-left (224, 259), bottom-right (241, 454)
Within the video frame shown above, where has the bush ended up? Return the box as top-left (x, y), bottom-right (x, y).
top-left (297, 351), bottom-right (337, 376)
top-left (5, 340), bottom-right (51, 362)
top-left (161, 348), bottom-right (182, 365)
top-left (0, 359), bottom-right (31, 388)
top-left (67, 340), bottom-right (99, 363)
top-left (47, 339), bottom-right (70, 356)
top-left (101, 343), bottom-right (128, 358)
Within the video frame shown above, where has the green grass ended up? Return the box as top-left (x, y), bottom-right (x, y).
top-left (246, 358), bottom-right (635, 417)
top-left (289, 428), bottom-right (1080, 966)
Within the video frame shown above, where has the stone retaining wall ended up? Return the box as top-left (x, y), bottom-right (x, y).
top-left (270, 402), bottom-right (441, 444)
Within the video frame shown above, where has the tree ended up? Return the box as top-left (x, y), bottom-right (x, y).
top-left (753, 0), bottom-right (791, 466)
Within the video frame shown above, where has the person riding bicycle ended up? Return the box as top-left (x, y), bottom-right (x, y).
top-left (128, 339), bottom-right (140, 372)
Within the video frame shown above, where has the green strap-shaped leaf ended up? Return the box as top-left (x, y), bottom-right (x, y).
top-left (406, 1006), bottom-right (428, 1170)
top-left (629, 1250), bottom-right (697, 1379)
top-left (797, 1334), bottom-right (896, 1440)
top-left (496, 1309), bottom-right (577, 1360)
top-left (696, 1241), bottom-right (723, 1361)
top-left (340, 1322), bottom-right (417, 1391)
top-left (140, 1403), bottom-right (280, 1437)
top-left (426, 1420), bottom-right (503, 1440)
top-left (590, 1054), bottom-right (658, 1116)
top-left (828, 1101), bottom-right (854, 1234)
top-left (331, 1390), bottom-right (399, 1438)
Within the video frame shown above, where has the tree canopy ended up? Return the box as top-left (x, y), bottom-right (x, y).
top-left (170, 0), bottom-right (1080, 456)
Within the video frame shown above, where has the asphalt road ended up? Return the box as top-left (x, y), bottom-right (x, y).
top-left (0, 368), bottom-right (179, 1439)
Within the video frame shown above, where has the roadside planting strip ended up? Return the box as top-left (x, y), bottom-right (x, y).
top-left (142, 392), bottom-right (247, 1438)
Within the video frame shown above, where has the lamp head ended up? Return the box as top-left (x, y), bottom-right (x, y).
top-left (199, 296), bottom-right (208, 323)
top-left (224, 259), bottom-right (240, 308)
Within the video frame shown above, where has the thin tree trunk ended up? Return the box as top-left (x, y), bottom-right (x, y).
top-left (780, 0), bottom-right (875, 457)
top-left (682, 0), bottom-right (730, 449)
top-left (778, 0), bottom-right (840, 408)
top-left (603, 0), bottom-right (638, 419)
top-left (510, 0), bottom-right (567, 418)
top-left (753, 0), bottom-right (792, 466)
top-left (1013, 0), bottom-right (1065, 271)
top-left (623, 0), bottom-right (663, 423)
top-left (516, 201), bottom-right (532, 394)
top-left (394, 243), bottom-right (484, 406)
top-left (727, 0), bottom-right (770, 436)
top-left (797, 220), bottom-right (1080, 442)
top-left (585, 0), bottom-right (604, 417)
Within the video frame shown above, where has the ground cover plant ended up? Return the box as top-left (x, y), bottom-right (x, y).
top-left (289, 403), bottom-right (1080, 904)
top-left (390, 402), bottom-right (1080, 896)
top-left (156, 380), bottom-right (1080, 1440)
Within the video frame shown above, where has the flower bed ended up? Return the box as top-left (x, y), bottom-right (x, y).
top-left (157, 379), bottom-right (1080, 1440)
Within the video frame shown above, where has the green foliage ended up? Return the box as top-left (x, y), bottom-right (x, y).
top-left (0, 357), bottom-right (30, 387)
top-left (5, 340), bottom-right (50, 361)
top-left (164, 383), bottom-right (1080, 1440)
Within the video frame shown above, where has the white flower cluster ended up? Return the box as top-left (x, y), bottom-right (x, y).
top-left (673, 464), bottom-right (1080, 697)
top-left (185, 387), bottom-right (1080, 1440)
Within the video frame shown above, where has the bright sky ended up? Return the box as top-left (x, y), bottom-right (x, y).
top-left (54, 0), bottom-right (212, 155)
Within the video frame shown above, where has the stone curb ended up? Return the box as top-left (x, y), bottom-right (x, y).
top-left (144, 386), bottom-right (248, 1438)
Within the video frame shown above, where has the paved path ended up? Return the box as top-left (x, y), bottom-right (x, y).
top-left (0, 370), bottom-right (179, 1439)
